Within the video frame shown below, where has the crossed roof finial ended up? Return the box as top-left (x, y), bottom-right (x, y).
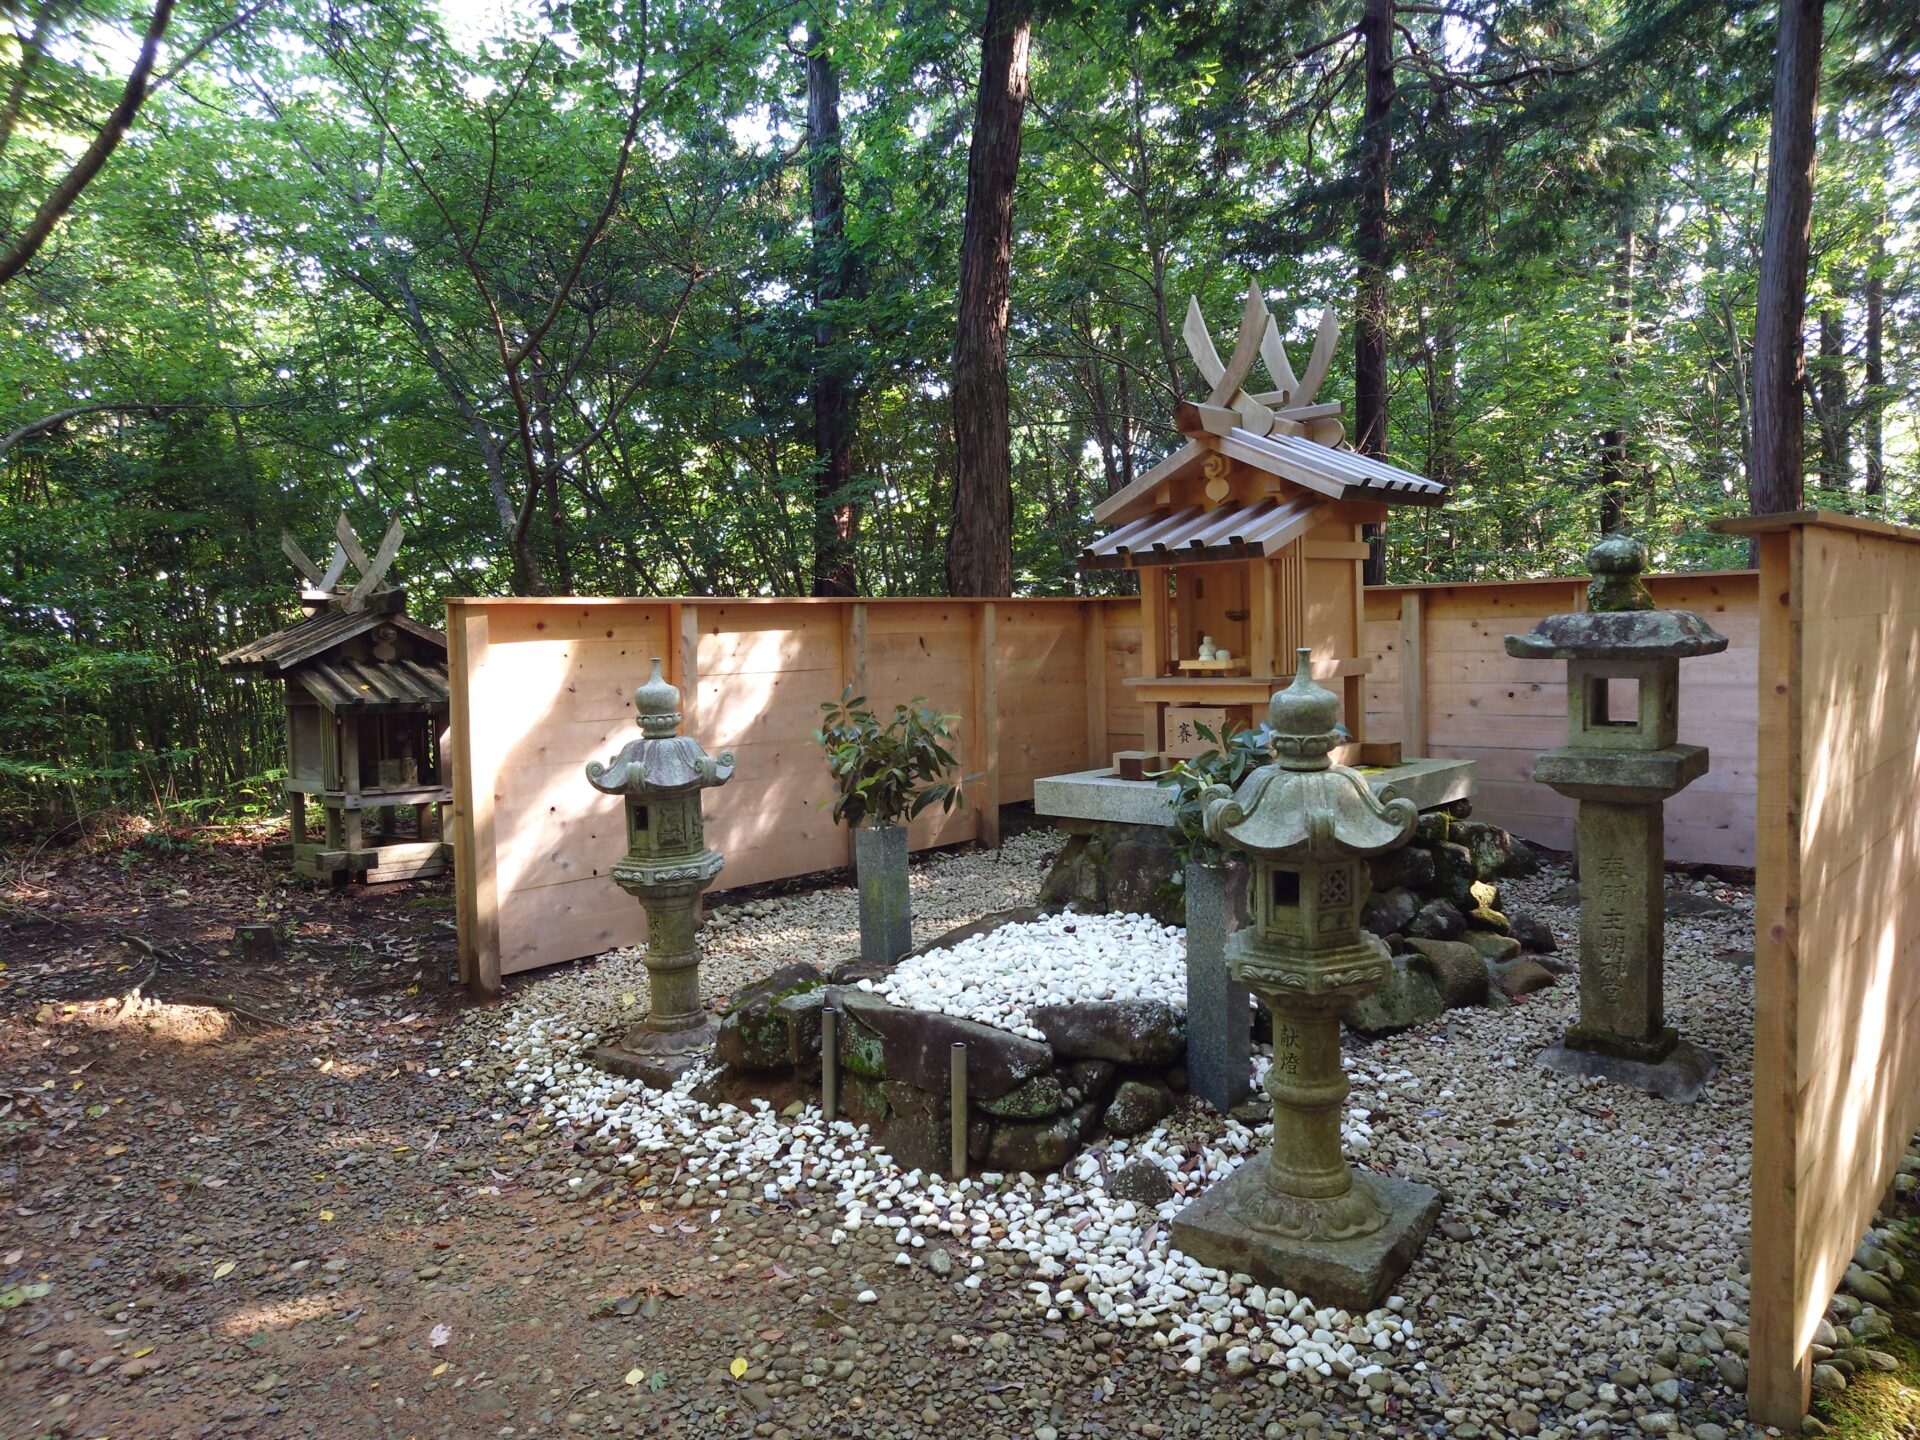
top-left (279, 513), bottom-right (406, 614)
top-left (1182, 281), bottom-right (1347, 449)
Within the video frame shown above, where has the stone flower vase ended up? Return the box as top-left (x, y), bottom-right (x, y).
top-left (1185, 859), bottom-right (1252, 1113)
top-left (854, 822), bottom-right (912, 964)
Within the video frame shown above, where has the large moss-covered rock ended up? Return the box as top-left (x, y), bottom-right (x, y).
top-left (1490, 956), bottom-right (1557, 998)
top-left (1038, 824), bottom-right (1183, 924)
top-left (839, 990), bottom-right (1052, 1099)
top-left (986, 1102), bottom-right (1099, 1174)
top-left (1345, 958), bottom-right (1446, 1037)
top-left (1031, 999), bottom-right (1184, 1065)
top-left (1403, 939), bottom-right (1490, 1008)
top-left (715, 962), bottom-right (826, 1072)
top-left (978, 1071), bottom-right (1072, 1119)
top-left (1406, 898), bottom-right (1466, 941)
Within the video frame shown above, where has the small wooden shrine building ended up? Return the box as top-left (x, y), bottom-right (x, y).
top-left (219, 516), bottom-right (453, 884)
top-left (1081, 284), bottom-right (1448, 761)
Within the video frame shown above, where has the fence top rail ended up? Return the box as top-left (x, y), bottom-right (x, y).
top-left (1366, 568), bottom-right (1757, 596)
top-left (445, 594), bottom-right (1138, 610)
top-left (1712, 508), bottom-right (1920, 546)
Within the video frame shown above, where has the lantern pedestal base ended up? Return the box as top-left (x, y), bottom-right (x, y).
top-left (1537, 1034), bottom-right (1718, 1103)
top-left (1171, 1164), bottom-right (1440, 1311)
top-left (593, 1014), bottom-right (720, 1090)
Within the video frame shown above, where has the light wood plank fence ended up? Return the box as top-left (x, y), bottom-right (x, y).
top-left (1362, 571), bottom-right (1761, 868)
top-left (447, 597), bottom-right (1144, 987)
top-left (1718, 512), bottom-right (1920, 1426)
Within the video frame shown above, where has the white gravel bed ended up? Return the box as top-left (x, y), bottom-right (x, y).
top-left (869, 909), bottom-right (1187, 1038)
top-left (458, 839), bottom-right (1765, 1435)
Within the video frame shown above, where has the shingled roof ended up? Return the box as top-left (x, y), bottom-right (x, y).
top-left (218, 609), bottom-right (446, 676)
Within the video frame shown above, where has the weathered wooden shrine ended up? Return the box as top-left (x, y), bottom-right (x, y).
top-left (220, 516), bottom-right (453, 884)
top-left (1080, 283), bottom-right (1448, 762)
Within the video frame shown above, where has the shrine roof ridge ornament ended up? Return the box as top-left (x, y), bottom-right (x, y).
top-left (1087, 278), bottom-right (1448, 537)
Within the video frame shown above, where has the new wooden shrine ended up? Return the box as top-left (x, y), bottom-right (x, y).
top-left (1082, 283), bottom-right (1448, 763)
top-left (220, 515), bottom-right (453, 884)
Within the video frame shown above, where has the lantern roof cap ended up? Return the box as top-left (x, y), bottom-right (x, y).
top-left (1502, 535), bottom-right (1729, 662)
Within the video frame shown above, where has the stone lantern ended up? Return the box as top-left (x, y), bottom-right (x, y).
top-left (1504, 534), bottom-right (1728, 1101)
top-left (1170, 650), bottom-right (1441, 1310)
top-left (586, 658), bottom-right (736, 1087)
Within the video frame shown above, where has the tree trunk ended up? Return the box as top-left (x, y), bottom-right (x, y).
top-left (1749, 0), bottom-right (1826, 520)
top-left (1812, 105), bottom-right (1847, 490)
top-left (1598, 201), bottom-right (1635, 534)
top-left (1864, 230), bottom-right (1885, 496)
top-left (1355, 0), bottom-right (1394, 584)
top-left (1863, 114), bottom-right (1886, 498)
top-left (947, 0), bottom-right (1032, 598)
top-left (808, 17), bottom-right (859, 597)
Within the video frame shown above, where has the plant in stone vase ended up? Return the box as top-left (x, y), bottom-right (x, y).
top-left (1155, 720), bottom-right (1276, 1112)
top-left (813, 689), bottom-right (966, 964)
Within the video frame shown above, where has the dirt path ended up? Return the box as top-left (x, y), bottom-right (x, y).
top-left (1, 836), bottom-right (1270, 1440)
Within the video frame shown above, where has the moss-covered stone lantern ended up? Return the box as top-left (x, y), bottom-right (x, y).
top-left (586, 657), bottom-right (736, 1087)
top-left (1504, 535), bottom-right (1728, 1101)
top-left (1170, 649), bottom-right (1441, 1310)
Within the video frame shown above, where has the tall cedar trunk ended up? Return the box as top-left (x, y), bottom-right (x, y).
top-left (1813, 106), bottom-right (1847, 489)
top-left (947, 0), bottom-right (1032, 598)
top-left (1355, 0), bottom-right (1393, 584)
top-left (1749, 0), bottom-right (1826, 520)
top-left (808, 19), bottom-right (859, 597)
top-left (1598, 201), bottom-right (1635, 534)
top-left (1865, 229), bottom-right (1885, 495)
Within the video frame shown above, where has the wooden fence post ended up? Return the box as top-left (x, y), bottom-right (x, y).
top-left (449, 604), bottom-right (500, 997)
top-left (976, 601), bottom-right (1001, 847)
top-left (1084, 601), bottom-right (1107, 770)
top-left (1399, 591), bottom-right (1426, 757)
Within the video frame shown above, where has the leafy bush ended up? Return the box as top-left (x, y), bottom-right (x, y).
top-left (813, 689), bottom-right (965, 830)
top-left (1155, 720), bottom-right (1278, 868)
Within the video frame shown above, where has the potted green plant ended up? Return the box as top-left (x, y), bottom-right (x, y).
top-left (814, 689), bottom-right (966, 964)
top-left (1156, 720), bottom-right (1275, 1113)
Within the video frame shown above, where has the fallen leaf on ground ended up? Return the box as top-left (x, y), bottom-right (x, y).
top-left (729, 1357), bottom-right (747, 1379)
top-left (213, 1261), bottom-right (236, 1279)
top-left (624, 1368), bottom-right (644, 1386)
top-left (429, 1323), bottom-right (450, 1348)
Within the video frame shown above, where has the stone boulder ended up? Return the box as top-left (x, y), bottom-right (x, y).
top-left (1345, 958), bottom-right (1446, 1037)
top-left (1432, 842), bottom-right (1478, 910)
top-left (1369, 846), bottom-right (1436, 893)
top-left (1032, 999), bottom-right (1185, 1066)
top-left (1406, 899), bottom-right (1466, 941)
top-left (839, 990), bottom-right (1053, 1099)
top-left (978, 1072), bottom-right (1072, 1120)
top-left (715, 962), bottom-right (826, 1072)
top-left (1108, 1160), bottom-right (1174, 1204)
top-left (1360, 886), bottom-right (1419, 940)
top-left (1403, 939), bottom-right (1490, 1008)
top-left (1039, 824), bottom-right (1182, 924)
top-left (1507, 910), bottom-right (1557, 954)
top-left (1104, 1079), bottom-right (1174, 1138)
top-left (1462, 931), bottom-right (1521, 965)
top-left (987, 1102), bottom-right (1100, 1174)
top-left (1490, 956), bottom-right (1557, 999)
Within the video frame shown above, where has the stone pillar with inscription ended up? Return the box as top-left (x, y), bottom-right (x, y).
top-left (1504, 535), bottom-right (1729, 1102)
top-left (1169, 650), bottom-right (1440, 1310)
top-left (586, 658), bottom-right (737, 1088)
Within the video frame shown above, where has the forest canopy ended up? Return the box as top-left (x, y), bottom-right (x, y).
top-left (0, 0), bottom-right (1914, 826)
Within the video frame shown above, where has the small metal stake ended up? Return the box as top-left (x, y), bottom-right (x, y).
top-left (949, 1041), bottom-right (968, 1179)
top-left (821, 1006), bottom-right (839, 1123)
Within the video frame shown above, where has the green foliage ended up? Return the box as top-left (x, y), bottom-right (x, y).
top-left (812, 688), bottom-right (965, 831)
top-left (0, 0), bottom-right (1914, 831)
top-left (1155, 720), bottom-right (1278, 868)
